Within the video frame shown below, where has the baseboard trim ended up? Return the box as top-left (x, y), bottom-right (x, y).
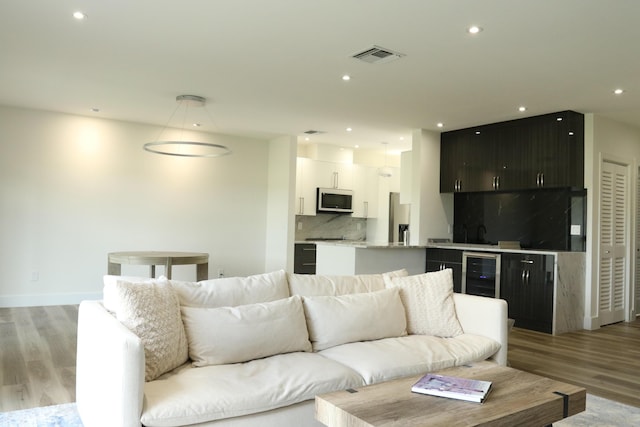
top-left (0, 292), bottom-right (102, 307)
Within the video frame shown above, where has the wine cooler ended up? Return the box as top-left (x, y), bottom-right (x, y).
top-left (462, 252), bottom-right (501, 298)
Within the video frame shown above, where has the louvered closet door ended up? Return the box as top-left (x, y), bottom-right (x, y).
top-left (599, 160), bottom-right (628, 326)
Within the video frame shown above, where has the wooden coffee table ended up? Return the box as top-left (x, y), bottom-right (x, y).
top-left (316, 361), bottom-right (585, 426)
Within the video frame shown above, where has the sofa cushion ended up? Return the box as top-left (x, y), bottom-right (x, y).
top-left (142, 352), bottom-right (365, 427)
top-left (386, 269), bottom-right (464, 337)
top-left (318, 334), bottom-right (497, 385)
top-left (171, 270), bottom-right (289, 308)
top-left (112, 278), bottom-right (189, 382)
top-left (302, 288), bottom-right (407, 351)
top-left (181, 295), bottom-right (311, 366)
top-left (288, 269), bottom-right (407, 297)
top-left (444, 334), bottom-right (502, 366)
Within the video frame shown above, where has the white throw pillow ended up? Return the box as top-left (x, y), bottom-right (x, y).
top-left (386, 269), bottom-right (464, 337)
top-left (181, 295), bottom-right (312, 366)
top-left (302, 287), bottom-right (407, 351)
top-left (113, 279), bottom-right (189, 381)
top-left (171, 270), bottom-right (290, 308)
top-left (288, 269), bottom-right (408, 297)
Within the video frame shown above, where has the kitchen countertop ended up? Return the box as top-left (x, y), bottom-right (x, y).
top-left (301, 240), bottom-right (583, 254)
top-left (426, 242), bottom-right (582, 255)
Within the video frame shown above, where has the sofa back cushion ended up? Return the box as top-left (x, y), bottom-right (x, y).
top-left (302, 287), bottom-right (407, 351)
top-left (385, 269), bottom-right (463, 338)
top-left (112, 278), bottom-right (189, 381)
top-left (288, 269), bottom-right (408, 297)
top-left (171, 270), bottom-right (290, 308)
top-left (181, 295), bottom-right (312, 366)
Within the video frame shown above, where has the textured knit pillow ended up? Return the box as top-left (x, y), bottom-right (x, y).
top-left (181, 295), bottom-right (311, 366)
top-left (387, 269), bottom-right (463, 337)
top-left (114, 279), bottom-right (189, 381)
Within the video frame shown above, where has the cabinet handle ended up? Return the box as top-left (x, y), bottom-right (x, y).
top-left (540, 173), bottom-right (544, 187)
top-left (536, 173), bottom-right (540, 186)
top-left (521, 270), bottom-right (526, 285)
top-left (526, 270), bottom-right (530, 285)
top-left (492, 176), bottom-right (500, 190)
top-left (520, 259), bottom-right (534, 264)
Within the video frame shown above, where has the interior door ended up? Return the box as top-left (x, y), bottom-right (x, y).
top-left (598, 160), bottom-right (628, 325)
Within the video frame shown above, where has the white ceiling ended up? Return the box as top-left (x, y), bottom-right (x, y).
top-left (1, 0), bottom-right (639, 152)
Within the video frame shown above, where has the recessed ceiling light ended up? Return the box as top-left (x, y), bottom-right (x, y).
top-left (468, 25), bottom-right (482, 34)
top-left (355, 145), bottom-right (360, 148)
top-left (518, 106), bottom-right (527, 112)
top-left (304, 137), bottom-right (310, 141)
top-left (614, 88), bottom-right (624, 95)
top-left (346, 127), bottom-right (352, 132)
top-left (73, 11), bottom-right (87, 20)
top-left (437, 123), bottom-right (444, 128)
top-left (342, 75), bottom-right (351, 81)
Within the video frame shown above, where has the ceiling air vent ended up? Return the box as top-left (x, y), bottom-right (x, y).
top-left (351, 45), bottom-right (405, 64)
top-left (303, 130), bottom-right (325, 135)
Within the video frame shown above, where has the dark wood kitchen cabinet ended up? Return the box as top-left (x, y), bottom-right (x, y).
top-left (426, 248), bottom-right (462, 293)
top-left (294, 243), bottom-right (316, 274)
top-left (500, 253), bottom-right (554, 333)
top-left (440, 111), bottom-right (584, 193)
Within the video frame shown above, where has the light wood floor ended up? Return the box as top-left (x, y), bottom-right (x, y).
top-left (1, 305), bottom-right (638, 412)
top-left (508, 319), bottom-right (640, 408)
top-left (0, 305), bottom-right (78, 412)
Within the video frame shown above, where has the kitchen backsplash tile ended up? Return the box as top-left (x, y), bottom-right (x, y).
top-left (295, 214), bottom-right (366, 241)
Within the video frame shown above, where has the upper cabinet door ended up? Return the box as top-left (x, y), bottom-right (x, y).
top-left (440, 111), bottom-right (584, 193)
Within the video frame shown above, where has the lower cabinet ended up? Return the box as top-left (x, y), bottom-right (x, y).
top-left (501, 253), bottom-right (554, 333)
top-left (426, 248), bottom-right (462, 293)
top-left (294, 243), bottom-right (316, 274)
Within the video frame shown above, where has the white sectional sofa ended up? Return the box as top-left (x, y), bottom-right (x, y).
top-left (76, 269), bottom-right (508, 427)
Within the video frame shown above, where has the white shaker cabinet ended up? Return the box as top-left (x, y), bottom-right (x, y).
top-left (315, 160), bottom-right (353, 190)
top-left (295, 157), bottom-right (317, 216)
top-left (352, 164), bottom-right (378, 218)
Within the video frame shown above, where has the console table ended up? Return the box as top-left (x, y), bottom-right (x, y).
top-left (107, 251), bottom-right (209, 281)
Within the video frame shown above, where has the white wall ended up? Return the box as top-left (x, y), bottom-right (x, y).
top-left (410, 129), bottom-right (451, 244)
top-left (0, 106), bottom-right (272, 306)
top-left (584, 114), bottom-right (640, 328)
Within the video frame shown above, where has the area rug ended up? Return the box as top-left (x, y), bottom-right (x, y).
top-left (0, 403), bottom-right (82, 427)
top-left (1, 394), bottom-right (639, 426)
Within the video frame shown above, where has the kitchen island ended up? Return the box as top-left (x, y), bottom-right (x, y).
top-left (314, 241), bottom-right (427, 276)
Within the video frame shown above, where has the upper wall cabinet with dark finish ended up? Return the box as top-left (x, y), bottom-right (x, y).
top-left (440, 111), bottom-right (584, 193)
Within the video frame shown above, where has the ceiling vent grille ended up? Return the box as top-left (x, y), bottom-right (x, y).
top-left (303, 130), bottom-right (325, 135)
top-left (352, 45), bottom-right (405, 64)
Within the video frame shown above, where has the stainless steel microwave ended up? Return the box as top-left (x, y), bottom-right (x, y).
top-left (316, 188), bottom-right (353, 214)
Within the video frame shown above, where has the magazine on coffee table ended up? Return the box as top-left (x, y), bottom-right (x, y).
top-left (411, 373), bottom-right (492, 403)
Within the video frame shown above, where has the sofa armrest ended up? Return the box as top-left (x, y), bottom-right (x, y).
top-left (452, 293), bottom-right (508, 366)
top-left (76, 300), bottom-right (144, 427)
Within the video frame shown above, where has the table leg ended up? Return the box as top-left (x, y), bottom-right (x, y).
top-left (196, 263), bottom-right (208, 281)
top-left (165, 259), bottom-right (173, 279)
top-left (108, 261), bottom-right (121, 276)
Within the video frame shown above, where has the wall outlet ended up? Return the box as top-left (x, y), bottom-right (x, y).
top-left (217, 268), bottom-right (224, 278)
top-left (297, 221), bottom-right (302, 230)
top-left (570, 225), bottom-right (581, 236)
top-left (30, 271), bottom-right (39, 281)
